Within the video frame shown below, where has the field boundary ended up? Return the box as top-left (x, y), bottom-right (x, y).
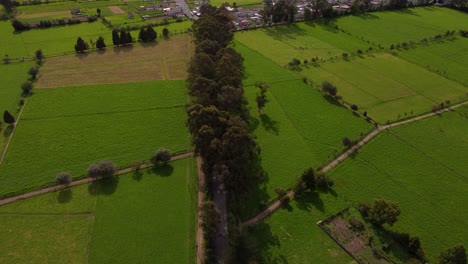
top-left (0, 152), bottom-right (193, 206)
top-left (242, 100), bottom-right (468, 227)
top-left (196, 156), bottom-right (205, 264)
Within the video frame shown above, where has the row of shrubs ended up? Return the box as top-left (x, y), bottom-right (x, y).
top-left (11, 16), bottom-right (97, 31)
top-left (55, 148), bottom-right (172, 185)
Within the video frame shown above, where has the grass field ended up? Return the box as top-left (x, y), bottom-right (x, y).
top-left (0, 80), bottom-right (190, 197)
top-left (235, 10), bottom-right (468, 123)
top-left (395, 36), bottom-right (468, 87)
top-left (36, 34), bottom-right (193, 87)
top-left (328, 106), bottom-right (468, 262)
top-left (237, 42), bottom-right (373, 205)
top-left (16, 2), bottom-right (81, 21)
top-left (335, 7), bottom-right (468, 47)
top-left (209, 0), bottom-right (262, 7)
top-left (0, 157), bottom-right (197, 263)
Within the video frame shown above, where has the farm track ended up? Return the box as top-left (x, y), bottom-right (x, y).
top-left (0, 152), bottom-right (193, 206)
top-left (242, 100), bottom-right (468, 227)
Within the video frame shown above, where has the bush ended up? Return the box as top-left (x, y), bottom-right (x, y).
top-left (87, 160), bottom-right (117, 178)
top-left (288, 58), bottom-right (301, 67)
top-left (21, 81), bottom-right (33, 95)
top-left (150, 148), bottom-right (171, 165)
top-left (56, 172), bottom-right (71, 185)
top-left (132, 161), bottom-right (143, 171)
top-left (342, 137), bottom-right (353, 147)
top-left (438, 245), bottom-right (466, 264)
top-left (351, 104), bottom-right (358, 111)
top-left (274, 187), bottom-right (286, 197)
top-left (322, 81), bottom-right (337, 96)
top-left (349, 216), bottom-right (365, 231)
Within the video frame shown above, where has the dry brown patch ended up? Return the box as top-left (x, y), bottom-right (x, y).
top-left (108, 5), bottom-right (125, 15)
top-left (36, 35), bottom-right (193, 88)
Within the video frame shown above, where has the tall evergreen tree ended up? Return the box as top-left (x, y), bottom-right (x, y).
top-left (138, 27), bottom-right (148, 42)
top-left (96, 36), bottom-right (106, 50)
top-left (74, 37), bottom-right (88, 53)
top-left (146, 25), bottom-right (157, 41)
top-left (112, 29), bottom-right (120, 46)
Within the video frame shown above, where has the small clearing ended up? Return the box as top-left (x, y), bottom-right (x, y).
top-left (107, 6), bottom-right (125, 15)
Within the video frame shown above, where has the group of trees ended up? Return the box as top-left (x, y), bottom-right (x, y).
top-left (187, 5), bottom-right (262, 262)
top-left (262, 0), bottom-right (297, 23)
top-left (112, 29), bottom-right (133, 46)
top-left (138, 25), bottom-right (157, 42)
top-left (74, 36), bottom-right (106, 53)
top-left (297, 167), bottom-right (334, 193)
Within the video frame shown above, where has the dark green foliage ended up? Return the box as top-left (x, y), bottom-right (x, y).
top-left (96, 36), bottom-right (106, 50)
top-left (351, 104), bottom-right (358, 111)
top-left (202, 200), bottom-right (220, 263)
top-left (150, 148), bottom-right (171, 165)
top-left (264, 0), bottom-right (297, 23)
top-left (112, 29), bottom-right (120, 46)
top-left (96, 8), bottom-right (101, 17)
top-left (138, 27), bottom-right (148, 42)
top-left (365, 199), bottom-right (401, 226)
top-left (304, 8), bottom-right (313, 21)
top-left (21, 81), bottom-right (33, 95)
top-left (87, 160), bottom-right (117, 178)
top-left (460, 30), bottom-right (468, 38)
top-left (28, 66), bottom-right (39, 80)
top-left (162, 27), bottom-right (169, 38)
top-left (35, 49), bottom-right (44, 63)
top-left (349, 216), bottom-right (365, 231)
top-left (288, 58), bottom-right (301, 67)
top-left (438, 245), bottom-right (466, 264)
top-left (322, 81), bottom-right (337, 96)
top-left (120, 30), bottom-right (133, 45)
top-left (301, 167), bottom-right (316, 191)
top-left (315, 173), bottom-right (333, 190)
top-left (74, 37), bottom-right (89, 53)
top-left (342, 137), bottom-right (353, 147)
top-left (3, 110), bottom-right (15, 124)
top-left (11, 19), bottom-right (30, 31)
top-left (146, 25), bottom-right (157, 41)
top-left (56, 172), bottom-right (71, 185)
top-left (0, 0), bottom-right (19, 13)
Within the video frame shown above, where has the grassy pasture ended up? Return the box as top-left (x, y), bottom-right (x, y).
top-left (15, 1), bottom-right (81, 21)
top-left (329, 108), bottom-right (468, 262)
top-left (335, 7), bottom-right (468, 47)
top-left (395, 36), bottom-right (468, 87)
top-left (36, 34), bottom-right (193, 87)
top-left (0, 80), bottom-right (190, 197)
top-left (244, 192), bottom-right (353, 263)
top-left (209, 0), bottom-right (262, 7)
top-left (0, 157), bottom-right (197, 264)
top-left (237, 42), bottom-right (372, 203)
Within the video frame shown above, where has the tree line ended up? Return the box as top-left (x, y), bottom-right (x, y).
top-left (186, 5), bottom-right (263, 263)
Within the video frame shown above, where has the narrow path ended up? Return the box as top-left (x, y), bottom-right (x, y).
top-left (196, 156), bottom-right (205, 264)
top-left (0, 152), bottom-right (193, 206)
top-left (242, 101), bottom-right (468, 227)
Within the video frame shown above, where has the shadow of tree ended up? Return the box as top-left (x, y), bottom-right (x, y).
top-left (3, 125), bottom-right (14, 137)
top-left (260, 114), bottom-right (279, 135)
top-left (132, 170), bottom-right (143, 181)
top-left (88, 177), bottom-right (119, 196)
top-left (295, 190), bottom-right (325, 212)
top-left (57, 188), bottom-right (72, 203)
top-left (151, 164), bottom-right (174, 177)
top-left (242, 223), bottom-right (288, 263)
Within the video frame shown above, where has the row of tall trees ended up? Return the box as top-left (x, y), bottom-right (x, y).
top-left (112, 29), bottom-right (133, 46)
top-left (187, 5), bottom-right (262, 263)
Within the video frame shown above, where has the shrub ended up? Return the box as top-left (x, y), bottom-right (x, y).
top-left (438, 245), bottom-right (466, 264)
top-left (357, 203), bottom-right (370, 217)
top-left (342, 52), bottom-right (349, 59)
top-left (351, 104), bottom-right (358, 111)
top-left (366, 199), bottom-right (401, 226)
top-left (322, 81), bottom-right (337, 96)
top-left (28, 66), bottom-right (39, 79)
top-left (349, 216), bottom-right (365, 231)
top-left (150, 148), bottom-right (171, 165)
top-left (342, 137), bottom-right (353, 147)
top-left (87, 160), bottom-right (117, 178)
top-left (274, 187), bottom-right (286, 197)
top-left (288, 58), bottom-right (301, 67)
top-left (21, 81), bottom-right (33, 95)
top-left (132, 161), bottom-right (143, 171)
top-left (56, 172), bottom-right (71, 185)
top-left (3, 110), bottom-right (15, 124)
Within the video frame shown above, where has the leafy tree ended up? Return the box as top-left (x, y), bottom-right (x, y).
top-left (304, 8), bottom-right (313, 21)
top-left (120, 30), bottom-right (133, 45)
top-left (3, 110), bottom-right (15, 124)
top-left (162, 27), bottom-right (169, 38)
top-left (138, 27), bottom-right (148, 42)
top-left (112, 29), bottom-right (120, 46)
top-left (255, 81), bottom-right (269, 113)
top-left (74, 37), bottom-right (89, 53)
top-left (56, 172), bottom-right (71, 185)
top-left (96, 36), bottom-right (106, 50)
top-left (366, 199), bottom-right (401, 226)
top-left (322, 81), bottom-right (337, 96)
top-left (351, 104), bottom-right (358, 111)
top-left (21, 81), bottom-right (33, 95)
top-left (301, 167), bottom-right (316, 191)
top-left (146, 25), bottom-right (157, 41)
top-left (438, 245), bottom-right (466, 264)
top-left (96, 8), bottom-right (101, 17)
top-left (28, 66), bottom-right (39, 80)
top-left (11, 19), bottom-right (29, 31)
top-left (150, 148), bottom-right (172, 165)
top-left (35, 49), bottom-right (44, 63)
top-left (87, 160), bottom-right (117, 178)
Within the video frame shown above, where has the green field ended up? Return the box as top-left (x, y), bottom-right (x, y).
top-left (335, 7), bottom-right (468, 47)
top-left (0, 157), bottom-right (197, 263)
top-left (0, 80), bottom-right (190, 197)
top-left (395, 36), bottom-right (468, 87)
top-left (209, 0), bottom-right (262, 7)
top-left (237, 42), bottom-right (373, 207)
top-left (235, 8), bottom-right (468, 123)
top-left (329, 106), bottom-right (468, 262)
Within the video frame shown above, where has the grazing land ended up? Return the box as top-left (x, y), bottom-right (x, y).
top-left (235, 8), bottom-right (468, 123)
top-left (0, 81), bottom-right (190, 197)
top-left (209, 0), bottom-right (262, 7)
top-left (329, 106), bottom-right (468, 262)
top-left (237, 42), bottom-right (372, 206)
top-left (0, 158), bottom-right (197, 264)
top-left (36, 34), bottom-right (194, 88)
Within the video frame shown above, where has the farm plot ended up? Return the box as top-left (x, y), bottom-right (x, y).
top-left (15, 2), bottom-right (82, 22)
top-left (395, 36), bottom-right (468, 87)
top-left (0, 158), bottom-right (197, 264)
top-left (210, 0), bottom-right (262, 7)
top-left (328, 107), bottom-right (468, 262)
top-left (36, 34), bottom-right (194, 88)
top-left (237, 42), bottom-right (372, 204)
top-left (0, 80), bottom-right (190, 197)
top-left (335, 6), bottom-right (468, 47)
